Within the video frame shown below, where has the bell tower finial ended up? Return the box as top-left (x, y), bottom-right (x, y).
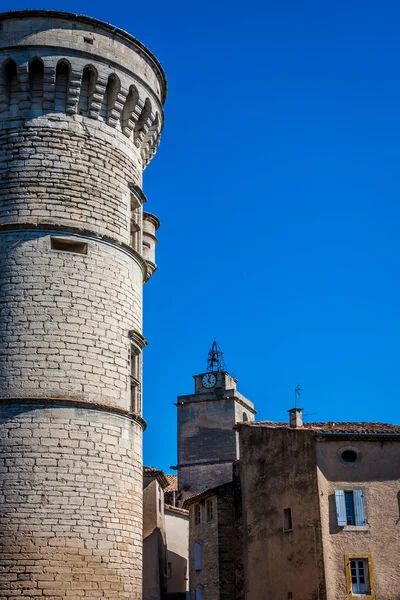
top-left (206, 340), bottom-right (227, 372)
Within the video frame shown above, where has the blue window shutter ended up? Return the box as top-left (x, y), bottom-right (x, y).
top-left (194, 543), bottom-right (202, 570)
top-left (195, 589), bottom-right (202, 600)
top-left (353, 490), bottom-right (365, 526)
top-left (335, 490), bottom-right (346, 526)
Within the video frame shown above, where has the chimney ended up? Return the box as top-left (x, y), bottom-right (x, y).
top-left (288, 407), bottom-right (303, 429)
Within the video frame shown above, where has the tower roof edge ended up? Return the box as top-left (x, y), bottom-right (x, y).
top-left (0, 9), bottom-right (168, 103)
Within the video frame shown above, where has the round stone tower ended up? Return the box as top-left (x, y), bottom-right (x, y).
top-left (0, 10), bottom-right (165, 599)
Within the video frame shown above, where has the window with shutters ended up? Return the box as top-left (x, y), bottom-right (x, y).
top-left (344, 554), bottom-right (374, 598)
top-left (194, 543), bottom-right (202, 571)
top-left (335, 489), bottom-right (367, 529)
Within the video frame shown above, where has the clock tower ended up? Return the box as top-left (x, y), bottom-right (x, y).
top-left (176, 342), bottom-right (256, 497)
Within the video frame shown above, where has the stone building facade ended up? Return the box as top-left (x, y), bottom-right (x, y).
top-left (0, 10), bottom-right (165, 599)
top-left (186, 415), bottom-right (400, 600)
top-left (184, 477), bottom-right (243, 600)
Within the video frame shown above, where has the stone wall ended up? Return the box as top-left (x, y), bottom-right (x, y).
top-left (0, 230), bottom-right (142, 408)
top-left (0, 403), bottom-right (143, 599)
top-left (0, 9), bottom-right (166, 599)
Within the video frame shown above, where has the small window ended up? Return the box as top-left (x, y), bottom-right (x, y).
top-left (50, 238), bottom-right (88, 254)
top-left (346, 557), bottom-right (372, 595)
top-left (194, 543), bottom-right (202, 571)
top-left (206, 499), bottom-right (214, 522)
top-left (339, 446), bottom-right (361, 466)
top-left (335, 490), bottom-right (365, 527)
top-left (195, 589), bottom-right (203, 600)
top-left (130, 342), bottom-right (142, 414)
top-left (130, 188), bottom-right (143, 252)
top-left (242, 412), bottom-right (248, 422)
top-left (283, 508), bottom-right (292, 532)
top-left (194, 504), bottom-right (201, 526)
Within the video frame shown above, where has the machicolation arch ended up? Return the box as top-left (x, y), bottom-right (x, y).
top-left (0, 54), bottom-right (162, 167)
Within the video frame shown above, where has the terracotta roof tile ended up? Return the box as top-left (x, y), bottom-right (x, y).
top-left (240, 421), bottom-right (400, 434)
top-left (143, 466), bottom-right (170, 489)
top-left (164, 474), bottom-right (178, 493)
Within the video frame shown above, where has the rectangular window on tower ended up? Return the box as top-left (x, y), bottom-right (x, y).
top-left (129, 185), bottom-right (142, 251)
top-left (130, 342), bottom-right (142, 415)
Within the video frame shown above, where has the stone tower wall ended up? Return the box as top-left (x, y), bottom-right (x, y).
top-left (0, 10), bottom-right (165, 600)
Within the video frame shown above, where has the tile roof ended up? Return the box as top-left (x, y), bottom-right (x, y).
top-left (239, 421), bottom-right (400, 434)
top-left (164, 504), bottom-right (189, 517)
top-left (164, 474), bottom-right (178, 493)
top-left (143, 466), bottom-right (170, 489)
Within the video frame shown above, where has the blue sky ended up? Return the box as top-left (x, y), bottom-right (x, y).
top-left (6, 0), bottom-right (400, 471)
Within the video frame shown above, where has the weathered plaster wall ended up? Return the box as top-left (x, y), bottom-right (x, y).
top-left (238, 426), bottom-right (326, 600)
top-left (143, 478), bottom-right (167, 600)
top-left (165, 506), bottom-right (189, 594)
top-left (316, 437), bottom-right (400, 600)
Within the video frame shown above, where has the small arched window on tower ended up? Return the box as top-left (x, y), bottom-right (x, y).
top-left (100, 74), bottom-right (120, 124)
top-left (54, 60), bottom-right (70, 112)
top-left (78, 65), bottom-right (97, 116)
top-left (121, 84), bottom-right (139, 134)
top-left (29, 58), bottom-right (44, 112)
top-left (129, 330), bottom-right (147, 415)
top-left (3, 59), bottom-right (18, 113)
top-left (135, 97), bottom-right (152, 141)
top-left (242, 412), bottom-right (248, 422)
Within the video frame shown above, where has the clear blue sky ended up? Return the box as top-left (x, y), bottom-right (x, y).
top-left (7, 0), bottom-right (400, 471)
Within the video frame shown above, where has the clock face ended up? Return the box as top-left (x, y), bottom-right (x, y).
top-left (202, 373), bottom-right (216, 388)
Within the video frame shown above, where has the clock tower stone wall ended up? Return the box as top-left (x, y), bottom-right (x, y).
top-left (176, 371), bottom-right (256, 497)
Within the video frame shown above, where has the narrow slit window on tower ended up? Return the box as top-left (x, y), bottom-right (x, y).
top-left (100, 74), bottom-right (120, 124)
top-left (29, 58), bottom-right (44, 112)
top-left (78, 66), bottom-right (97, 116)
top-left (3, 59), bottom-right (18, 111)
top-left (50, 237), bottom-right (88, 254)
top-left (121, 85), bottom-right (138, 132)
top-left (55, 61), bottom-right (70, 112)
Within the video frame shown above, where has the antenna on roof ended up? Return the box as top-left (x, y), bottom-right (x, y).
top-left (206, 340), bottom-right (227, 373)
top-left (294, 384), bottom-right (303, 408)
